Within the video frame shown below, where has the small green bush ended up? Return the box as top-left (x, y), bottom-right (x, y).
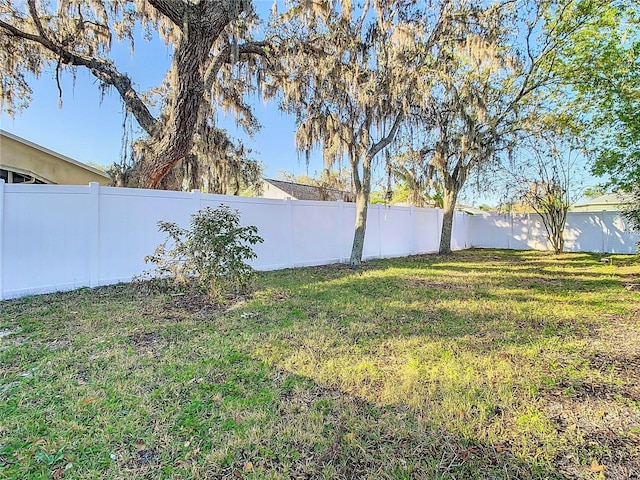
top-left (144, 205), bottom-right (264, 301)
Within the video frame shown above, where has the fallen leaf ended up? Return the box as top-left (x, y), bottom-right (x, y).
top-left (134, 442), bottom-right (146, 452)
top-left (589, 460), bottom-right (605, 473)
top-left (79, 397), bottom-right (98, 406)
top-left (243, 461), bottom-right (254, 472)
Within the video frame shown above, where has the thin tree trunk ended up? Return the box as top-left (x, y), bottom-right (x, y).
top-left (350, 164), bottom-right (371, 266)
top-left (350, 189), bottom-right (369, 266)
top-left (347, 114), bottom-right (403, 265)
top-left (536, 206), bottom-right (568, 254)
top-left (439, 188), bottom-right (458, 254)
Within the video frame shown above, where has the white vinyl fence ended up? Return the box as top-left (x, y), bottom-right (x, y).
top-left (0, 182), bottom-right (472, 300)
top-left (470, 212), bottom-right (640, 254)
top-left (1, 182), bottom-right (637, 301)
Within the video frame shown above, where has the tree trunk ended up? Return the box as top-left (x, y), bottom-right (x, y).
top-left (350, 159), bottom-right (372, 266)
top-left (350, 189), bottom-right (369, 266)
top-left (347, 114), bottom-right (403, 265)
top-left (439, 188), bottom-right (458, 254)
top-left (136, 2), bottom-right (233, 188)
top-left (540, 206), bottom-right (567, 254)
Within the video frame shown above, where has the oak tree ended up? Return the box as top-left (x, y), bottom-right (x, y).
top-left (404, 0), bottom-right (560, 254)
top-left (0, 0), bottom-right (267, 191)
top-left (265, 0), bottom-right (422, 264)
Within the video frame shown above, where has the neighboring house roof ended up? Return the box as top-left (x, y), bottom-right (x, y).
top-left (572, 193), bottom-right (631, 212)
top-left (262, 178), bottom-right (356, 202)
top-left (457, 205), bottom-right (486, 215)
top-left (0, 129), bottom-right (111, 185)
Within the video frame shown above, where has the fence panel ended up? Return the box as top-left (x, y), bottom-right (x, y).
top-left (378, 205), bottom-right (415, 258)
top-left (0, 184), bottom-right (445, 299)
top-left (413, 209), bottom-right (441, 253)
top-left (98, 187), bottom-right (196, 285)
top-left (202, 196), bottom-right (295, 270)
top-left (451, 211), bottom-right (472, 250)
top-left (471, 212), bottom-right (639, 254)
top-left (291, 200), bottom-right (343, 267)
top-left (3, 185), bottom-right (91, 298)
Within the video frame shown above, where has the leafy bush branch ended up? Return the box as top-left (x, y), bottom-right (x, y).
top-left (144, 205), bottom-right (263, 301)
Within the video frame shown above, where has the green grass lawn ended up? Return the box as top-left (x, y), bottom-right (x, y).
top-left (1, 249), bottom-right (639, 479)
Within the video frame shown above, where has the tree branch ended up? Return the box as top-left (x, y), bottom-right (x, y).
top-left (146, 0), bottom-right (188, 27)
top-left (367, 112), bottom-right (404, 160)
top-left (0, 19), bottom-right (159, 137)
top-left (204, 41), bottom-right (270, 94)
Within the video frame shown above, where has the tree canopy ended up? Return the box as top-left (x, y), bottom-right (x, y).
top-left (549, 0), bottom-right (639, 191)
top-left (265, 0), bottom-right (423, 264)
top-left (395, 0), bottom-right (559, 253)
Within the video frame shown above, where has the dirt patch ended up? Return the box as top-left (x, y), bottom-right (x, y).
top-left (590, 352), bottom-right (640, 381)
top-left (129, 332), bottom-right (165, 356)
top-left (166, 292), bottom-right (257, 317)
top-left (544, 391), bottom-right (640, 479)
top-left (135, 449), bottom-right (160, 465)
top-left (589, 351), bottom-right (640, 402)
top-left (46, 338), bottom-right (72, 351)
top-left (167, 293), bottom-right (224, 315)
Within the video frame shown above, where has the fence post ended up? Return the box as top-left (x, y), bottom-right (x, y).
top-left (436, 208), bottom-right (442, 252)
top-left (192, 189), bottom-right (202, 212)
top-left (286, 198), bottom-right (295, 268)
top-left (377, 204), bottom-right (383, 259)
top-left (336, 200), bottom-right (345, 263)
top-left (88, 182), bottom-right (101, 288)
top-left (410, 206), bottom-right (416, 255)
top-left (508, 213), bottom-right (513, 250)
top-left (0, 180), bottom-right (4, 300)
top-left (602, 214), bottom-right (610, 253)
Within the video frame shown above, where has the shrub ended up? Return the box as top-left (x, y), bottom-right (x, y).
top-left (144, 205), bottom-right (264, 300)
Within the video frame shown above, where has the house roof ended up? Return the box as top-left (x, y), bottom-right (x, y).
top-left (0, 129), bottom-right (111, 181)
top-left (573, 192), bottom-right (631, 210)
top-left (457, 205), bottom-right (486, 215)
top-left (264, 178), bottom-right (355, 202)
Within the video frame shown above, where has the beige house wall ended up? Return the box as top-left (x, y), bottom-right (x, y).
top-left (262, 181), bottom-right (292, 200)
top-left (0, 130), bottom-right (111, 185)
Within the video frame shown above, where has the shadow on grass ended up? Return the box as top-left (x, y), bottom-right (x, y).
top-left (0, 297), bottom-right (562, 479)
top-left (2, 249), bottom-right (639, 479)
top-left (250, 248), bottom-right (637, 338)
top-left (204, 368), bottom-right (562, 480)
